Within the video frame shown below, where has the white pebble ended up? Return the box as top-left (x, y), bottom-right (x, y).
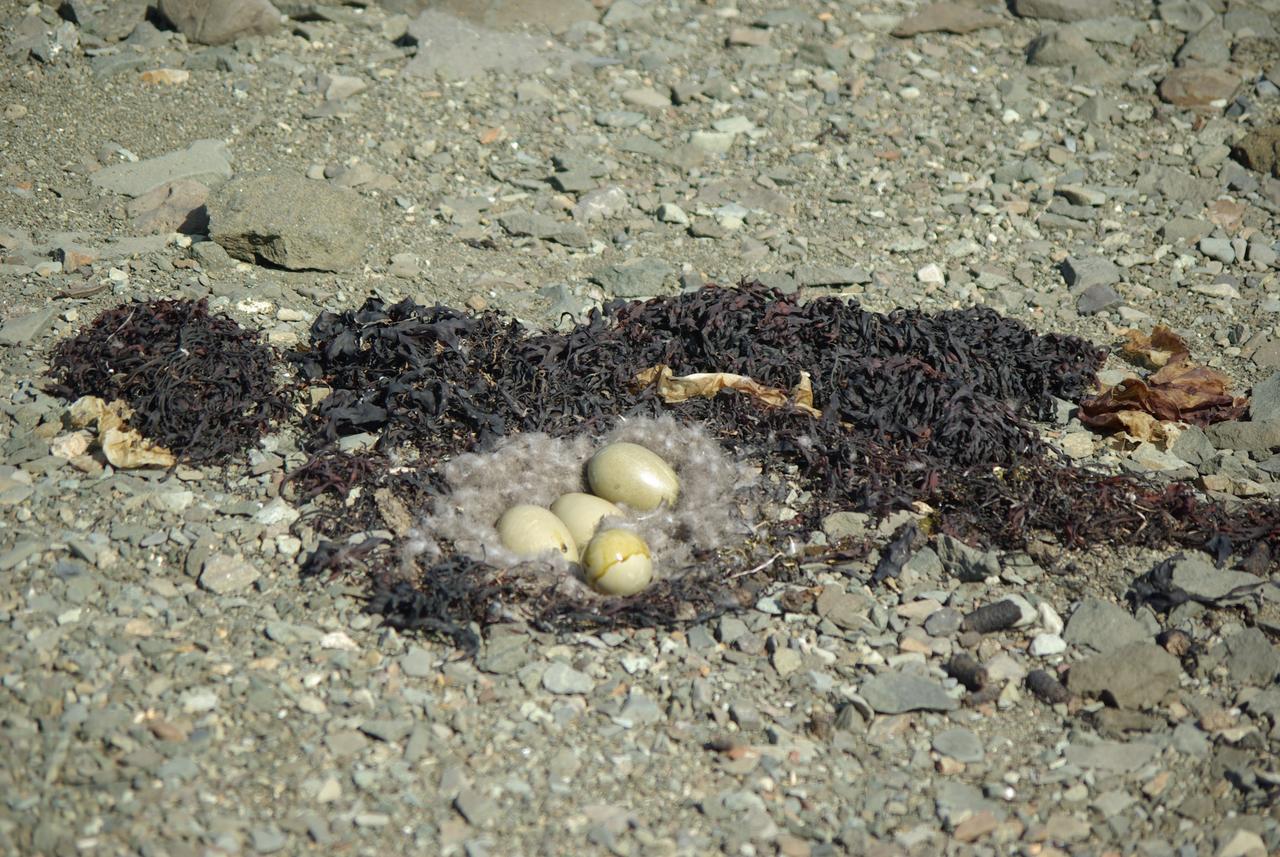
top-left (1029, 634), bottom-right (1067, 657)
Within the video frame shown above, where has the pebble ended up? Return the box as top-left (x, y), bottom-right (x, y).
top-left (542, 661), bottom-right (594, 694)
top-left (198, 553), bottom-right (259, 594)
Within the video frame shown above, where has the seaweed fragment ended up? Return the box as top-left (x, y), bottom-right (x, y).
top-left (48, 298), bottom-right (288, 463)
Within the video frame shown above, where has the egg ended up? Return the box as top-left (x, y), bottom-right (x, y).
top-left (550, 492), bottom-right (625, 549)
top-left (496, 504), bottom-right (578, 561)
top-left (586, 442), bottom-right (679, 512)
top-left (582, 528), bottom-right (653, 596)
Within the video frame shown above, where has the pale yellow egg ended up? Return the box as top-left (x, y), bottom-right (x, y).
top-left (586, 442), bottom-right (679, 512)
top-left (583, 528), bottom-right (653, 596)
top-left (550, 492), bottom-right (625, 549)
top-left (496, 504), bottom-right (578, 561)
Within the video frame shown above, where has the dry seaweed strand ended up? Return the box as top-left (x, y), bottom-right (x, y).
top-left (287, 282), bottom-right (1280, 643)
top-left (47, 298), bottom-right (289, 463)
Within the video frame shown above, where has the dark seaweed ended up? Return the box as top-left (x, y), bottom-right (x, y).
top-left (47, 298), bottom-right (288, 463)
top-left (281, 281), bottom-right (1280, 643)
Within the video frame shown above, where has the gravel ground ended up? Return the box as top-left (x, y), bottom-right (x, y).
top-left (2, 1), bottom-right (1280, 855)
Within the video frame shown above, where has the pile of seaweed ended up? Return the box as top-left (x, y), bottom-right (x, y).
top-left (289, 282), bottom-right (1280, 648)
top-left (48, 298), bottom-right (289, 463)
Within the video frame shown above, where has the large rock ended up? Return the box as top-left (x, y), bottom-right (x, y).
top-left (1067, 642), bottom-right (1181, 709)
top-left (1012, 0), bottom-right (1116, 21)
top-left (1232, 127), bottom-right (1280, 178)
top-left (415, 0), bottom-right (596, 32)
top-left (1159, 67), bottom-right (1240, 110)
top-left (208, 173), bottom-right (372, 272)
top-left (157, 0), bottom-right (282, 45)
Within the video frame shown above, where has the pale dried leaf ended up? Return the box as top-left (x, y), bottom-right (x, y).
top-left (635, 364), bottom-right (821, 416)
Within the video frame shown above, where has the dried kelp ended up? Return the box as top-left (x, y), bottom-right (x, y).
top-left (48, 298), bottom-right (288, 463)
top-left (288, 282), bottom-right (1280, 643)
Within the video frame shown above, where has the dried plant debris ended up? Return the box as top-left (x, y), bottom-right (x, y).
top-left (48, 298), bottom-right (289, 463)
top-left (1080, 325), bottom-right (1248, 437)
top-left (283, 283), bottom-right (1280, 642)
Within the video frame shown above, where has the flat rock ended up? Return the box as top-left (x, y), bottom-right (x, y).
top-left (542, 661), bottom-right (594, 694)
top-left (592, 257), bottom-right (675, 297)
top-left (1012, 0), bottom-right (1116, 21)
top-left (1169, 554), bottom-right (1263, 603)
top-left (198, 553), bottom-right (259, 594)
top-left (932, 727), bottom-right (984, 762)
top-left (860, 670), bottom-right (959, 713)
top-left (1159, 67), bottom-right (1240, 109)
top-left (935, 534), bottom-right (999, 582)
top-left (1026, 26), bottom-right (1100, 67)
top-left (1061, 255), bottom-right (1120, 290)
top-left (420, 0), bottom-right (597, 32)
top-left (1063, 598), bottom-right (1148, 653)
top-left (157, 0), bottom-right (281, 45)
top-left (91, 139), bottom-right (232, 198)
top-left (1205, 419), bottom-right (1280, 453)
top-left (1159, 0), bottom-right (1216, 32)
top-left (0, 306), bottom-right (59, 346)
top-left (404, 10), bottom-right (576, 80)
top-left (208, 173), bottom-right (371, 272)
top-left (1076, 283), bottom-right (1122, 315)
top-left (1232, 127), bottom-right (1280, 179)
top-left (891, 2), bottom-right (1004, 37)
top-left (1064, 739), bottom-right (1159, 772)
top-left (499, 210), bottom-right (589, 248)
top-left (1248, 373), bottom-right (1280, 421)
top-left (1067, 641), bottom-right (1181, 709)
top-left (1223, 627), bottom-right (1280, 685)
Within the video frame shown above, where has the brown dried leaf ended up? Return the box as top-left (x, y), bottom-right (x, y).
top-left (1080, 353), bottom-right (1248, 432)
top-left (67, 395), bottom-right (176, 469)
top-left (634, 364), bottom-right (821, 416)
top-left (1119, 325), bottom-right (1188, 369)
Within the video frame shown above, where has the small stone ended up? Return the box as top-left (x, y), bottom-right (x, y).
top-left (1064, 739), bottom-right (1159, 772)
top-left (1159, 0), bottom-right (1216, 32)
top-left (860, 670), bottom-right (959, 713)
top-left (542, 661), bottom-right (594, 694)
top-left (1027, 26), bottom-right (1099, 67)
top-left (689, 130), bottom-right (736, 156)
top-left (1012, 0), bottom-right (1117, 21)
top-left (771, 648), bottom-right (802, 676)
top-left (198, 554), bottom-right (259, 594)
top-left (1076, 283), bottom-right (1122, 315)
top-left (924, 608), bottom-right (963, 637)
top-left (1159, 67), bottom-right (1241, 110)
top-left (891, 2), bottom-right (1004, 37)
top-left (916, 263), bottom-right (945, 285)
top-left (656, 203), bottom-right (689, 225)
top-left (1061, 255), bottom-right (1120, 290)
top-left (592, 258), bottom-right (674, 298)
top-left (454, 789), bottom-right (496, 827)
top-left (1030, 634), bottom-right (1067, 656)
top-left (932, 727), bottom-right (984, 762)
top-left (1223, 627), bottom-right (1280, 685)
top-left (935, 534), bottom-right (1000, 582)
top-left (1215, 829), bottom-right (1267, 857)
top-left (1063, 598), bottom-right (1148, 653)
top-left (400, 646), bottom-right (434, 678)
top-left (1200, 237), bottom-right (1236, 264)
